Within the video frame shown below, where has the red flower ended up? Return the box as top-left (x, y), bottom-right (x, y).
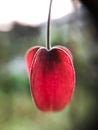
top-left (25, 0), bottom-right (75, 112)
top-left (25, 46), bottom-right (75, 112)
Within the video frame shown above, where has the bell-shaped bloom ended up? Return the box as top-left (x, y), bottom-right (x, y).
top-left (25, 46), bottom-right (75, 112)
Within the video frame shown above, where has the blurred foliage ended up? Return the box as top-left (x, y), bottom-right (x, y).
top-left (0, 18), bottom-right (98, 130)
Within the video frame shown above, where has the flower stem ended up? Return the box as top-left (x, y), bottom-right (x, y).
top-left (47, 0), bottom-right (53, 50)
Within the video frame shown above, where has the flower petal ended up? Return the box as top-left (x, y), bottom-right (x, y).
top-left (30, 47), bottom-right (75, 112)
top-left (25, 46), bottom-right (40, 76)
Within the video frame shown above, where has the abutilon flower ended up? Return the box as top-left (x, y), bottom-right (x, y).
top-left (25, 0), bottom-right (75, 112)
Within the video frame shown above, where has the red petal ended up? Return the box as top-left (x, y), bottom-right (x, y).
top-left (30, 47), bottom-right (75, 112)
top-left (25, 46), bottom-right (40, 76)
top-left (54, 46), bottom-right (73, 60)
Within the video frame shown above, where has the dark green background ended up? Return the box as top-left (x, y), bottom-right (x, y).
top-left (0, 18), bottom-right (97, 130)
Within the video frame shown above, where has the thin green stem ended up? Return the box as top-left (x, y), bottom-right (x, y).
top-left (47, 0), bottom-right (53, 50)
